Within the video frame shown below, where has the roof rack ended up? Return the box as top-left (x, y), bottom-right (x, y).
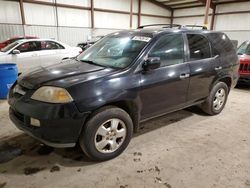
top-left (182, 25), bottom-right (208, 30)
top-left (137, 24), bottom-right (208, 30)
top-left (137, 24), bottom-right (182, 29)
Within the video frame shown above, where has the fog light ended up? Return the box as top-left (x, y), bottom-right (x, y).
top-left (30, 118), bottom-right (40, 127)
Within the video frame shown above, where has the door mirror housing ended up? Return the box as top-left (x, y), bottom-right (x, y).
top-left (142, 57), bottom-right (161, 71)
top-left (12, 49), bottom-right (20, 55)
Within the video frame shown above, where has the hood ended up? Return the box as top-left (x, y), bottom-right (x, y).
top-left (0, 51), bottom-right (5, 55)
top-left (18, 59), bottom-right (113, 89)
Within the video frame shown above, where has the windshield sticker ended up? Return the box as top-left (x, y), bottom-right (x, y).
top-left (132, 36), bottom-right (151, 42)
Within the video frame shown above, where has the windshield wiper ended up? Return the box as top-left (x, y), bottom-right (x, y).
top-left (80, 59), bottom-right (107, 68)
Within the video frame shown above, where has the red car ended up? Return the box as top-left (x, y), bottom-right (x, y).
top-left (237, 40), bottom-right (250, 84)
top-left (0, 36), bottom-right (38, 49)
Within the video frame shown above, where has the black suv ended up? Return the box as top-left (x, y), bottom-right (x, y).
top-left (8, 24), bottom-right (239, 161)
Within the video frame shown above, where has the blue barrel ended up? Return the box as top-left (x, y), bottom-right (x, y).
top-left (0, 64), bottom-right (18, 99)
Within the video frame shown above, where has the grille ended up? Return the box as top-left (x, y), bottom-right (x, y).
top-left (12, 109), bottom-right (25, 123)
top-left (239, 63), bottom-right (250, 73)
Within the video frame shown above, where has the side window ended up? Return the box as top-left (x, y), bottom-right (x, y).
top-left (41, 41), bottom-right (64, 50)
top-left (148, 34), bottom-right (184, 67)
top-left (187, 34), bottom-right (211, 61)
top-left (207, 33), bottom-right (234, 56)
top-left (16, 41), bottom-right (41, 53)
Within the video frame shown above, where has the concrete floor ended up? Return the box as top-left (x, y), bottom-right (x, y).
top-left (0, 86), bottom-right (249, 188)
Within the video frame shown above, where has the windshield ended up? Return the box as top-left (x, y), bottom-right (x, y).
top-left (77, 33), bottom-right (151, 69)
top-left (0, 41), bottom-right (19, 52)
top-left (237, 41), bottom-right (250, 55)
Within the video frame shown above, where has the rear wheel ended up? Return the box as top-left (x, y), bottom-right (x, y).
top-left (79, 106), bottom-right (133, 161)
top-left (201, 82), bottom-right (229, 115)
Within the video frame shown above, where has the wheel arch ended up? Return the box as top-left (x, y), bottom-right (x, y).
top-left (103, 100), bottom-right (140, 133)
top-left (83, 100), bottom-right (140, 134)
top-left (210, 75), bottom-right (232, 93)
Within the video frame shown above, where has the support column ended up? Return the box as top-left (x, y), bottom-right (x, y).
top-left (204, 0), bottom-right (211, 28)
top-left (19, 0), bottom-right (26, 35)
top-left (91, 0), bottom-right (94, 28)
top-left (130, 0), bottom-right (133, 28)
top-left (138, 0), bottom-right (141, 28)
top-left (210, 5), bottom-right (216, 30)
top-left (54, 0), bottom-right (59, 40)
top-left (170, 9), bottom-right (174, 27)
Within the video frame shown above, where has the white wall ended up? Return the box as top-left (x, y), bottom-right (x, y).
top-left (214, 2), bottom-right (250, 45)
top-left (0, 0), bottom-right (171, 46)
top-left (174, 7), bottom-right (213, 29)
top-left (24, 3), bottom-right (57, 26)
top-left (173, 3), bottom-right (250, 46)
top-left (0, 1), bottom-right (22, 24)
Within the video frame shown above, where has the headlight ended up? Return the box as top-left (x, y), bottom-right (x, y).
top-left (31, 86), bottom-right (73, 103)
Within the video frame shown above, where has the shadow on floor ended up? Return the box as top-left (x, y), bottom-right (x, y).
top-left (134, 108), bottom-right (203, 137)
top-left (235, 84), bottom-right (250, 91)
top-left (0, 107), bottom-right (206, 175)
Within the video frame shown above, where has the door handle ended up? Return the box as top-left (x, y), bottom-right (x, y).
top-left (215, 66), bottom-right (222, 71)
top-left (179, 73), bottom-right (190, 79)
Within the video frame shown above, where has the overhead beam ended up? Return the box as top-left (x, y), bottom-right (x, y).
top-left (147, 0), bottom-right (172, 11)
top-left (215, 0), bottom-right (250, 5)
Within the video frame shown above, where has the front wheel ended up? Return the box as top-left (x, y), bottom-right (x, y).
top-left (201, 82), bottom-right (229, 115)
top-left (79, 106), bottom-right (133, 161)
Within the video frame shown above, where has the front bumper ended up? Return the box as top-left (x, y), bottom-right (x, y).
top-left (238, 74), bottom-right (250, 84)
top-left (8, 93), bottom-right (89, 148)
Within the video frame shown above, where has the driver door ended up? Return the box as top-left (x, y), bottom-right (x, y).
top-left (10, 41), bottom-right (41, 73)
top-left (139, 34), bottom-right (190, 119)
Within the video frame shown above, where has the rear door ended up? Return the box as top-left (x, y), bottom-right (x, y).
top-left (139, 34), bottom-right (190, 119)
top-left (185, 33), bottom-right (216, 102)
top-left (39, 40), bottom-right (66, 67)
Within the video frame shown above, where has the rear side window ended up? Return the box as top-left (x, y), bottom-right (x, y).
top-left (187, 34), bottom-right (211, 61)
top-left (148, 34), bottom-right (184, 67)
top-left (41, 41), bottom-right (64, 50)
top-left (206, 33), bottom-right (235, 55)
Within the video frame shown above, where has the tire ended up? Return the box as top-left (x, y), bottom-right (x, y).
top-left (79, 106), bottom-right (133, 161)
top-left (201, 82), bottom-right (229, 115)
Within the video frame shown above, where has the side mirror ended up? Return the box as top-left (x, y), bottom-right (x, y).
top-left (12, 49), bottom-right (20, 55)
top-left (142, 57), bottom-right (161, 71)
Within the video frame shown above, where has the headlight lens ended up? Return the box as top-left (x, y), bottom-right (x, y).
top-left (31, 86), bottom-right (73, 103)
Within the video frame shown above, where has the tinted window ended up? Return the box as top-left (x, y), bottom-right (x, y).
top-left (206, 33), bottom-right (234, 55)
top-left (237, 41), bottom-right (250, 55)
top-left (187, 34), bottom-right (211, 60)
top-left (16, 41), bottom-right (41, 53)
top-left (148, 34), bottom-right (184, 67)
top-left (41, 41), bottom-right (64, 50)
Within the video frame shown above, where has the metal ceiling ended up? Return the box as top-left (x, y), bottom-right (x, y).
top-left (154, 0), bottom-right (250, 9)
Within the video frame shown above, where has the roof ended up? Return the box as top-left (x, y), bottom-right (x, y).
top-left (152, 0), bottom-right (249, 10)
top-left (111, 24), bottom-right (219, 38)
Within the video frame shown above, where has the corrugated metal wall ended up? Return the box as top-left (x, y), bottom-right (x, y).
top-left (173, 2), bottom-right (250, 45)
top-left (214, 1), bottom-right (250, 45)
top-left (0, 0), bottom-right (171, 46)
